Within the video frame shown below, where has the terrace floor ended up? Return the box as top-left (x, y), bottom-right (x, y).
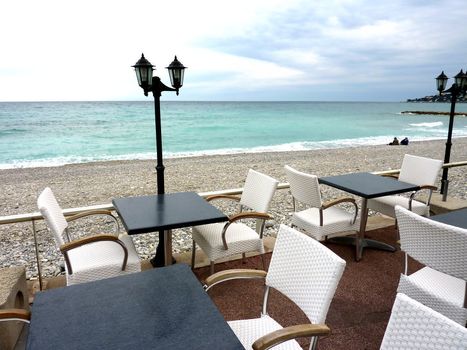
top-left (20, 216), bottom-right (414, 350)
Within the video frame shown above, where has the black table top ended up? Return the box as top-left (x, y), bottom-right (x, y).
top-left (27, 264), bottom-right (244, 350)
top-left (319, 172), bottom-right (420, 199)
top-left (112, 192), bottom-right (228, 235)
top-left (431, 208), bottom-right (467, 229)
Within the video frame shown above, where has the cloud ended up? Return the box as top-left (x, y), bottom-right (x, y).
top-left (0, 0), bottom-right (466, 101)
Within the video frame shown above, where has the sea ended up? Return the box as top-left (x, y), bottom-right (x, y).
top-left (1, 101), bottom-right (466, 169)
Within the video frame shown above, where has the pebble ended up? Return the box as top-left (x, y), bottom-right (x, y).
top-left (0, 139), bottom-right (466, 279)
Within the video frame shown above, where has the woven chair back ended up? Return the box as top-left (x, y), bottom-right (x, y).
top-left (37, 187), bottom-right (68, 247)
top-left (284, 165), bottom-right (322, 208)
top-left (398, 154), bottom-right (443, 186)
top-left (240, 169), bottom-right (278, 213)
top-left (266, 225), bottom-right (346, 324)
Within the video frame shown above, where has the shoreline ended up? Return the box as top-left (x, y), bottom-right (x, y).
top-left (2, 135), bottom-right (467, 171)
top-left (1, 138), bottom-right (466, 278)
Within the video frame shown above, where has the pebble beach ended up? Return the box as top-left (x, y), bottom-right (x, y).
top-left (1, 138), bottom-right (466, 279)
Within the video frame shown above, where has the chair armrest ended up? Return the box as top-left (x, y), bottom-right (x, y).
top-left (221, 212), bottom-right (273, 249)
top-left (252, 324), bottom-right (330, 350)
top-left (205, 194), bottom-right (241, 202)
top-left (204, 269), bottom-right (267, 291)
top-left (0, 309), bottom-right (31, 323)
top-left (408, 185), bottom-right (438, 210)
top-left (66, 209), bottom-right (120, 235)
top-left (320, 197), bottom-right (358, 226)
top-left (321, 197), bottom-right (356, 210)
top-left (60, 234), bottom-right (128, 274)
top-left (228, 212), bottom-right (272, 222)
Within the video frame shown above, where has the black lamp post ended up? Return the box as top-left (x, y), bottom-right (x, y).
top-left (435, 69), bottom-right (467, 201)
top-left (132, 53), bottom-right (186, 266)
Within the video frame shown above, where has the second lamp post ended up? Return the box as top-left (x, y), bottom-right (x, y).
top-left (435, 69), bottom-right (467, 200)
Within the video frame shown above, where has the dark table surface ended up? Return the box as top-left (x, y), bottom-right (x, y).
top-left (431, 208), bottom-right (467, 229)
top-left (27, 264), bottom-right (244, 350)
top-left (319, 172), bottom-right (420, 199)
top-left (112, 192), bottom-right (228, 235)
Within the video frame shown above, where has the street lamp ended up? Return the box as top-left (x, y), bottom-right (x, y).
top-left (435, 69), bottom-right (467, 201)
top-left (132, 53), bottom-right (186, 266)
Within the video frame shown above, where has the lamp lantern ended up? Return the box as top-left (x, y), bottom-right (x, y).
top-left (460, 70), bottom-right (467, 90)
top-left (166, 56), bottom-right (186, 95)
top-left (435, 71), bottom-right (448, 94)
top-left (132, 54), bottom-right (154, 95)
top-left (454, 69), bottom-right (464, 87)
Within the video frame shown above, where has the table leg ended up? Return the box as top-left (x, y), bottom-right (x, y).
top-left (355, 198), bottom-right (368, 261)
top-left (328, 197), bottom-right (396, 261)
top-left (357, 197), bottom-right (396, 258)
top-left (164, 230), bottom-right (173, 266)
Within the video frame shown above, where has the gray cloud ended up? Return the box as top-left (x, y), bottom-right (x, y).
top-left (194, 0), bottom-right (467, 100)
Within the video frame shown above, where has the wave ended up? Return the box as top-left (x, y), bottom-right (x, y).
top-left (408, 121), bottom-right (443, 128)
top-left (2, 135), bottom-right (466, 170)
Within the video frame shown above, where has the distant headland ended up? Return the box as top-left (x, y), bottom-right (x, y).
top-left (407, 93), bottom-right (466, 103)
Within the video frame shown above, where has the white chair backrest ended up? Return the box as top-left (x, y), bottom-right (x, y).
top-left (266, 225), bottom-right (346, 324)
top-left (380, 293), bottom-right (467, 349)
top-left (284, 165), bottom-right (322, 208)
top-left (37, 187), bottom-right (68, 247)
top-left (398, 154), bottom-right (443, 186)
top-left (240, 169), bottom-right (278, 212)
top-left (395, 205), bottom-right (467, 281)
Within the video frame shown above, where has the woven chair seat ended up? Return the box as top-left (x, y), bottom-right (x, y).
top-left (192, 222), bottom-right (264, 262)
top-left (368, 195), bottom-right (429, 217)
top-left (66, 234), bottom-right (141, 285)
top-left (229, 315), bottom-right (302, 350)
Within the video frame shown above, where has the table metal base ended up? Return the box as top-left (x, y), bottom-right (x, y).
top-left (328, 236), bottom-right (396, 260)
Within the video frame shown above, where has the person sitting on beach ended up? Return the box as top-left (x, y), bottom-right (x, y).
top-left (388, 137), bottom-right (399, 145)
top-left (400, 137), bottom-right (409, 145)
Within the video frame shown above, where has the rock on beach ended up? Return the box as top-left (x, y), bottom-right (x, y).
top-left (1, 138), bottom-right (466, 279)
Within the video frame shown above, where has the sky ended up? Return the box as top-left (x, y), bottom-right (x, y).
top-left (0, 0), bottom-right (466, 102)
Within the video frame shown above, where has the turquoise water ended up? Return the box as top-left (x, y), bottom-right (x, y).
top-left (0, 101), bottom-right (466, 169)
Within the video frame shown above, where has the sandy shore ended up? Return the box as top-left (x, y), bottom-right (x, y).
top-left (1, 138), bottom-right (466, 278)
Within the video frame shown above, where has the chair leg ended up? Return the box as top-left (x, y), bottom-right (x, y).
top-left (309, 336), bottom-right (319, 350)
top-left (210, 261), bottom-right (215, 275)
top-left (394, 219), bottom-right (400, 244)
top-left (242, 252), bottom-right (246, 264)
top-left (260, 253), bottom-right (266, 271)
top-left (191, 240), bottom-right (196, 269)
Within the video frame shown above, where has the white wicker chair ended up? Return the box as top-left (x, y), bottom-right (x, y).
top-left (37, 187), bottom-right (141, 286)
top-left (380, 293), bottom-right (467, 349)
top-left (368, 154), bottom-right (443, 218)
top-left (204, 225), bottom-right (346, 350)
top-left (284, 165), bottom-right (358, 241)
top-left (395, 205), bottom-right (467, 325)
top-left (192, 169), bottom-right (278, 275)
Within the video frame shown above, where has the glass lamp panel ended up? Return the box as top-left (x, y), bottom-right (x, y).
top-left (169, 69), bottom-right (183, 88)
top-left (454, 70), bottom-right (464, 87)
top-left (436, 71), bottom-right (448, 92)
top-left (462, 72), bottom-right (467, 89)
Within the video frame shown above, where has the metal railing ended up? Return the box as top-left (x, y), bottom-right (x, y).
top-left (0, 161), bottom-right (465, 290)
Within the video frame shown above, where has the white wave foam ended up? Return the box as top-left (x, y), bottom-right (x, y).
top-left (409, 121), bottom-right (443, 127)
top-left (2, 135), bottom-right (466, 169)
